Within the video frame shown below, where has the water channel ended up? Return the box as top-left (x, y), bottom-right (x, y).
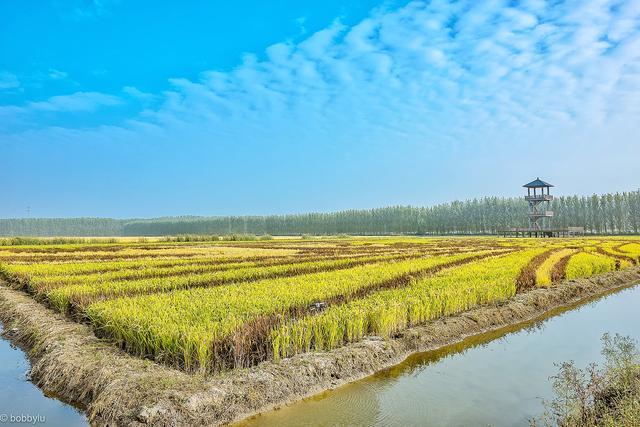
top-left (1, 284), bottom-right (638, 426)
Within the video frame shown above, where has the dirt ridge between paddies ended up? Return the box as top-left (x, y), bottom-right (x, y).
top-left (0, 268), bottom-right (638, 426)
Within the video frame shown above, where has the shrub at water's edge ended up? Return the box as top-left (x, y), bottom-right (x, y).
top-left (534, 333), bottom-right (640, 427)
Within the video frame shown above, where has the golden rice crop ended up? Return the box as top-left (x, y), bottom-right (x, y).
top-left (1, 237), bottom-right (636, 375)
top-left (12, 251), bottom-right (395, 290)
top-left (270, 248), bottom-right (546, 359)
top-left (617, 242), bottom-right (640, 261)
top-left (45, 252), bottom-right (432, 312)
top-left (0, 244), bottom-right (406, 280)
top-left (535, 248), bottom-right (578, 287)
top-left (0, 245), bottom-right (296, 263)
top-left (85, 251), bottom-right (486, 371)
top-left (0, 255), bottom-right (265, 279)
top-left (565, 252), bottom-right (617, 280)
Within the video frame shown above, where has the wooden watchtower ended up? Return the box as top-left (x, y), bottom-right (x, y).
top-left (524, 178), bottom-right (554, 231)
top-left (501, 179), bottom-right (584, 237)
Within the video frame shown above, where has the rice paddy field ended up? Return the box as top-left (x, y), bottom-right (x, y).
top-left (1, 236), bottom-right (639, 374)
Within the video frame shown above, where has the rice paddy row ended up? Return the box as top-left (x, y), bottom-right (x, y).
top-left (1, 237), bottom-right (638, 374)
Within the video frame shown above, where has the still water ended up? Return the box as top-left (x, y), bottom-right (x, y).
top-left (0, 285), bottom-right (638, 427)
top-left (0, 324), bottom-right (87, 426)
top-left (242, 284), bottom-right (640, 427)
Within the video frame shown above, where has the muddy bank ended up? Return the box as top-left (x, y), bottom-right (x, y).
top-left (1, 267), bottom-right (639, 426)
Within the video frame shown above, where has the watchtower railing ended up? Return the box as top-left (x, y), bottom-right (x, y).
top-left (528, 210), bottom-right (554, 218)
top-left (525, 194), bottom-right (553, 202)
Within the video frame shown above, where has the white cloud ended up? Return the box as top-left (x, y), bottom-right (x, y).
top-left (3, 0), bottom-right (640, 157)
top-left (64, 0), bottom-right (118, 21)
top-left (0, 71), bottom-right (20, 90)
top-left (27, 92), bottom-right (122, 112)
top-left (128, 0), bottom-right (638, 143)
top-left (48, 69), bottom-right (68, 80)
top-left (295, 16), bottom-right (308, 35)
top-left (123, 86), bottom-right (156, 102)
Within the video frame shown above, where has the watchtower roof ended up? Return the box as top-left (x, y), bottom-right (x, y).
top-left (523, 177), bottom-right (553, 188)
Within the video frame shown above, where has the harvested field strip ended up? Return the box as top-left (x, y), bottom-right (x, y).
top-left (0, 240), bottom-right (217, 252)
top-left (617, 242), bottom-right (640, 258)
top-left (224, 250), bottom-right (511, 368)
top-left (0, 242), bottom-right (193, 252)
top-left (536, 248), bottom-right (579, 287)
top-left (2, 244), bottom-right (129, 253)
top-left (270, 248), bottom-right (546, 360)
top-left (9, 251), bottom-right (412, 289)
top-left (565, 251), bottom-right (618, 280)
top-left (0, 248), bottom-right (403, 278)
top-left (595, 247), bottom-right (635, 268)
top-left (515, 247), bottom-right (560, 293)
top-left (0, 245), bottom-right (469, 282)
top-left (2, 264), bottom-right (640, 427)
top-left (0, 254), bottom-right (291, 279)
top-left (601, 242), bottom-right (640, 264)
top-left (85, 251), bottom-right (488, 372)
top-left (0, 240), bottom-right (307, 253)
top-left (0, 252), bottom-right (207, 263)
top-left (295, 250), bottom-right (512, 313)
top-left (0, 242), bottom-right (211, 253)
top-left (0, 242), bottom-right (443, 264)
top-left (45, 252), bottom-right (435, 313)
top-left (294, 247), bottom-right (511, 260)
top-left (3, 237), bottom-right (637, 382)
top-left (0, 241), bottom-right (372, 256)
top-left (0, 252), bottom-right (257, 263)
top-left (551, 252), bottom-right (574, 282)
top-left (0, 247), bottom-right (296, 263)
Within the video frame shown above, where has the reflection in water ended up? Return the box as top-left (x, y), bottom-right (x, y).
top-left (241, 284), bottom-right (640, 427)
top-left (0, 324), bottom-right (87, 427)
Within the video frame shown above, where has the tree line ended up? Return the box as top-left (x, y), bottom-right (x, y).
top-left (0, 218), bottom-right (126, 237)
top-left (1, 190), bottom-right (638, 237)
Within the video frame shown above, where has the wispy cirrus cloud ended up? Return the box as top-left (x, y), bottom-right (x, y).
top-left (3, 0), bottom-right (639, 219)
top-left (0, 91), bottom-right (123, 132)
top-left (63, 0), bottom-right (119, 21)
top-left (116, 0), bottom-right (638, 146)
top-left (0, 71), bottom-right (20, 90)
top-left (122, 86), bottom-right (157, 104)
top-left (48, 69), bottom-right (69, 80)
top-left (26, 91), bottom-right (122, 112)
top-left (3, 0), bottom-right (640, 156)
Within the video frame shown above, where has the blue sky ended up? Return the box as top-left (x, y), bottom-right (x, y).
top-left (1, 0), bottom-right (639, 218)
